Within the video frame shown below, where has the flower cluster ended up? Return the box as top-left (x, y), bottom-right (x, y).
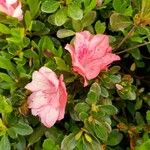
top-left (25, 31), bottom-right (120, 127)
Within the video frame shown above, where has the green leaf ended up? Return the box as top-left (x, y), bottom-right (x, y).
top-left (28, 126), bottom-right (46, 146)
top-left (16, 136), bottom-right (26, 150)
top-left (13, 122), bottom-right (33, 136)
top-left (107, 129), bottom-right (123, 146)
top-left (79, 112), bottom-right (89, 121)
top-left (27, 0), bottom-right (41, 18)
top-left (137, 139), bottom-right (150, 150)
top-left (109, 74), bottom-right (121, 83)
top-left (57, 29), bottom-right (75, 38)
top-left (100, 86), bottom-right (109, 98)
top-left (93, 122), bottom-right (108, 142)
top-left (7, 127), bottom-right (18, 139)
top-left (61, 133), bottom-right (77, 150)
top-left (75, 102), bottom-right (90, 113)
top-left (41, 0), bottom-right (60, 13)
top-left (6, 28), bottom-right (24, 46)
top-left (72, 20), bottom-right (83, 31)
top-left (38, 36), bottom-right (55, 54)
top-left (81, 11), bottom-right (96, 28)
top-left (55, 8), bottom-right (68, 26)
top-left (68, 4), bottom-right (83, 20)
top-left (43, 138), bottom-right (59, 150)
top-left (54, 57), bottom-right (70, 71)
top-left (86, 82), bottom-right (101, 105)
top-left (0, 73), bottom-right (14, 83)
top-left (135, 112), bottom-right (145, 125)
top-left (86, 91), bottom-right (98, 105)
top-left (0, 119), bottom-right (7, 136)
top-left (95, 21), bottom-right (106, 34)
top-left (113, 0), bottom-right (128, 14)
top-left (0, 136), bottom-right (10, 150)
top-left (0, 95), bottom-right (12, 114)
top-left (110, 13), bottom-right (132, 31)
top-left (0, 23), bottom-right (10, 34)
top-left (130, 48), bottom-right (142, 60)
top-left (84, 0), bottom-right (97, 14)
top-left (98, 105), bottom-right (118, 115)
top-left (146, 110), bottom-right (150, 122)
top-left (31, 20), bottom-right (45, 32)
top-left (25, 11), bottom-right (32, 31)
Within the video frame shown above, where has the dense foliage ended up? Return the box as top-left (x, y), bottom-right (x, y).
top-left (0, 0), bottom-right (150, 149)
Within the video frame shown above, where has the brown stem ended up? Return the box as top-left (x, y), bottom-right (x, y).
top-left (115, 25), bottom-right (136, 50)
top-left (116, 41), bottom-right (150, 54)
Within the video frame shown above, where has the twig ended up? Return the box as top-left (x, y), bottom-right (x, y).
top-left (116, 41), bottom-right (150, 54)
top-left (115, 25), bottom-right (136, 50)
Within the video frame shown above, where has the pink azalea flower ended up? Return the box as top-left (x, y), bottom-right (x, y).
top-left (0, 0), bottom-right (23, 20)
top-left (25, 67), bottom-right (68, 128)
top-left (65, 31), bottom-right (120, 86)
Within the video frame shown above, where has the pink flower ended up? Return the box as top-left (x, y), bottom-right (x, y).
top-left (25, 67), bottom-right (68, 128)
top-left (0, 0), bottom-right (23, 20)
top-left (65, 31), bottom-right (120, 86)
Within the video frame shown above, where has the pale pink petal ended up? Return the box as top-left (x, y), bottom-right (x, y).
top-left (65, 44), bottom-right (75, 61)
top-left (84, 63), bottom-right (101, 80)
top-left (27, 91), bottom-right (50, 109)
top-left (0, 4), bottom-right (8, 14)
top-left (74, 32), bottom-right (91, 54)
top-left (13, 3), bottom-right (23, 20)
top-left (57, 75), bottom-right (68, 120)
top-left (78, 31), bottom-right (93, 40)
top-left (89, 34), bottom-right (107, 51)
top-left (6, 0), bottom-right (17, 5)
top-left (99, 53), bottom-right (120, 67)
top-left (39, 66), bottom-right (59, 89)
top-left (0, 0), bottom-right (5, 3)
top-left (0, 0), bottom-right (22, 20)
top-left (25, 71), bottom-right (51, 92)
top-left (39, 106), bottom-right (59, 128)
top-left (48, 92), bottom-right (60, 108)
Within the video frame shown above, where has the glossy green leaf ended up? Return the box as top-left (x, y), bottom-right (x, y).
top-left (55, 8), bottom-right (68, 26)
top-left (41, 0), bottom-right (60, 13)
top-left (61, 133), bottom-right (77, 150)
top-left (68, 4), bottom-right (83, 20)
top-left (75, 102), bottom-right (90, 113)
top-left (0, 136), bottom-right (10, 150)
top-left (13, 122), bottom-right (33, 136)
top-left (43, 138), bottom-right (59, 150)
top-left (57, 29), bottom-right (75, 38)
top-left (0, 23), bottom-right (10, 34)
top-left (95, 21), bottom-right (106, 34)
top-left (82, 11), bottom-right (96, 28)
top-left (0, 95), bottom-right (12, 114)
top-left (93, 122), bottom-right (108, 142)
top-left (110, 13), bottom-right (132, 31)
top-left (107, 129), bottom-right (123, 146)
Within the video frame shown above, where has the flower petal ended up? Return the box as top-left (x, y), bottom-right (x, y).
top-left (13, 2), bottom-right (23, 20)
top-left (6, 0), bottom-right (17, 5)
top-left (39, 66), bottom-right (59, 89)
top-left (39, 106), bottom-right (59, 128)
top-left (57, 75), bottom-right (68, 120)
top-left (28, 91), bottom-right (50, 109)
top-left (25, 71), bottom-right (51, 92)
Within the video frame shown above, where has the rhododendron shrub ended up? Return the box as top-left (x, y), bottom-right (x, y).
top-left (0, 0), bottom-right (150, 150)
